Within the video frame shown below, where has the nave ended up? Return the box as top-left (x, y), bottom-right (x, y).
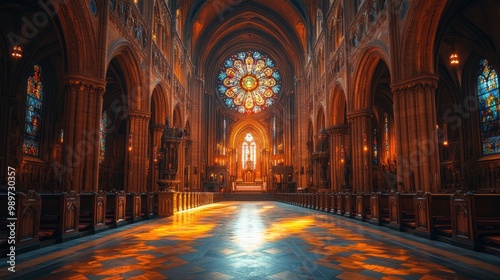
top-left (1, 202), bottom-right (499, 280)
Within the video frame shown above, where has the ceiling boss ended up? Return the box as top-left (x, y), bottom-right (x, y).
top-left (218, 51), bottom-right (281, 114)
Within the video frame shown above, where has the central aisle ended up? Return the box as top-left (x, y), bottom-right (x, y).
top-left (2, 202), bottom-right (500, 279)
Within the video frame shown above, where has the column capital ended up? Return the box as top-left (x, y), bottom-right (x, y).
top-left (346, 109), bottom-right (374, 121)
top-left (326, 125), bottom-right (349, 135)
top-left (390, 74), bottom-right (439, 96)
top-left (150, 124), bottom-right (166, 132)
top-left (64, 74), bottom-right (106, 90)
top-left (128, 110), bottom-right (151, 120)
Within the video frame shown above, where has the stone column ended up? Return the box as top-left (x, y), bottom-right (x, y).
top-left (347, 110), bottom-right (373, 193)
top-left (149, 125), bottom-right (164, 192)
top-left (391, 76), bottom-right (440, 192)
top-left (178, 139), bottom-right (186, 192)
top-left (62, 77), bottom-right (105, 192)
top-left (327, 125), bottom-right (349, 192)
top-left (127, 110), bottom-right (150, 193)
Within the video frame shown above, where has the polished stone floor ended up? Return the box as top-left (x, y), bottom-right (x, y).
top-left (1, 201), bottom-right (500, 279)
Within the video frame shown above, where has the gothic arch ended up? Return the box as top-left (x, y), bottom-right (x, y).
top-left (352, 43), bottom-right (391, 112)
top-left (150, 84), bottom-right (169, 125)
top-left (330, 82), bottom-right (347, 126)
top-left (172, 104), bottom-right (183, 128)
top-left (316, 106), bottom-right (326, 133)
top-left (54, 0), bottom-right (99, 75)
top-left (229, 120), bottom-right (270, 150)
top-left (399, 0), bottom-right (449, 80)
top-left (106, 39), bottom-right (145, 109)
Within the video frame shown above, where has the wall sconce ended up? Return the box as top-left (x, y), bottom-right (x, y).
top-left (450, 44), bottom-right (459, 65)
top-left (340, 145), bottom-right (345, 163)
top-left (60, 129), bottom-right (64, 144)
top-left (363, 133), bottom-right (368, 152)
top-left (443, 123), bottom-right (448, 146)
top-left (11, 45), bottom-right (22, 58)
top-left (128, 132), bottom-right (133, 151)
top-left (450, 53), bottom-right (459, 65)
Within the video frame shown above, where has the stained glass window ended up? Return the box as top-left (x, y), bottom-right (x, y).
top-left (384, 113), bottom-right (389, 160)
top-left (477, 59), bottom-right (500, 155)
top-left (218, 51), bottom-right (281, 114)
top-left (99, 111), bottom-right (108, 164)
top-left (242, 133), bottom-right (256, 169)
top-left (23, 65), bottom-right (43, 157)
top-left (373, 128), bottom-right (378, 165)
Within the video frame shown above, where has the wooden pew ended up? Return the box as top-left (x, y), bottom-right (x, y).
top-left (141, 192), bottom-right (156, 218)
top-left (157, 191), bottom-right (174, 217)
top-left (324, 193), bottom-right (332, 212)
top-left (356, 193), bottom-right (371, 221)
top-left (344, 192), bottom-right (356, 218)
top-left (449, 191), bottom-right (500, 251)
top-left (336, 192), bottom-right (345, 215)
top-left (472, 193), bottom-right (500, 253)
top-left (330, 193), bottom-right (337, 214)
top-left (388, 192), bottom-right (415, 231)
top-left (401, 193), bottom-right (416, 230)
top-left (105, 191), bottom-right (126, 228)
top-left (413, 192), bottom-right (452, 240)
top-left (369, 192), bottom-right (389, 225)
top-left (0, 191), bottom-right (41, 254)
top-left (39, 192), bottom-right (80, 243)
top-left (78, 192), bottom-right (105, 235)
top-left (125, 192), bottom-right (142, 223)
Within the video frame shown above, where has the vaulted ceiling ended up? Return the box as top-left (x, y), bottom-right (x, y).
top-left (184, 0), bottom-right (313, 86)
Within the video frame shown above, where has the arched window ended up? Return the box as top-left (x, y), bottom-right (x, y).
top-left (99, 111), bottom-right (108, 164)
top-left (242, 133), bottom-right (257, 170)
top-left (477, 59), bottom-right (500, 155)
top-left (23, 65), bottom-right (43, 157)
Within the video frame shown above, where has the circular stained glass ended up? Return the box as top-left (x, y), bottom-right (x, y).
top-left (218, 51), bottom-right (281, 114)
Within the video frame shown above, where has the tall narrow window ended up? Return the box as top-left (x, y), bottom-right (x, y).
top-left (99, 111), bottom-right (108, 164)
top-left (384, 113), bottom-right (389, 160)
top-left (242, 133), bottom-right (257, 170)
top-left (23, 65), bottom-right (43, 157)
top-left (477, 59), bottom-right (500, 155)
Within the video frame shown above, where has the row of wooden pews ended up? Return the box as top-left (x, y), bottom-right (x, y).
top-left (0, 191), bottom-right (216, 256)
top-left (275, 191), bottom-right (500, 256)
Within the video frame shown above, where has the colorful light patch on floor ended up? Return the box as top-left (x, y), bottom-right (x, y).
top-left (1, 202), bottom-right (499, 279)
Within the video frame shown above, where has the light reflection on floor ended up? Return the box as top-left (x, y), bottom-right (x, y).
top-left (1, 201), bottom-right (500, 279)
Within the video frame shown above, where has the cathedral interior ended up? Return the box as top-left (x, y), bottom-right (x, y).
top-left (1, 0), bottom-right (500, 278)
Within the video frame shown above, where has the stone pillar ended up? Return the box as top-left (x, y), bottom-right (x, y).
top-left (391, 76), bottom-right (440, 192)
top-left (347, 110), bottom-right (373, 193)
top-left (127, 110), bottom-right (150, 193)
top-left (295, 75), bottom-right (309, 189)
top-left (178, 140), bottom-right (186, 192)
top-left (62, 77), bottom-right (105, 192)
top-left (149, 125), bottom-right (164, 192)
top-left (327, 125), bottom-right (349, 192)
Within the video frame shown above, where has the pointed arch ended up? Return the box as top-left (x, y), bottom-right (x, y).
top-left (352, 43), bottom-right (391, 111)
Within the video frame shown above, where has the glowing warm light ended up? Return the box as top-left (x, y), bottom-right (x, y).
top-left (442, 123), bottom-right (448, 146)
top-left (11, 45), bottom-right (22, 58)
top-left (128, 132), bottom-right (133, 151)
top-left (450, 53), bottom-right (459, 65)
top-left (340, 145), bottom-right (345, 163)
top-left (363, 134), bottom-right (368, 152)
